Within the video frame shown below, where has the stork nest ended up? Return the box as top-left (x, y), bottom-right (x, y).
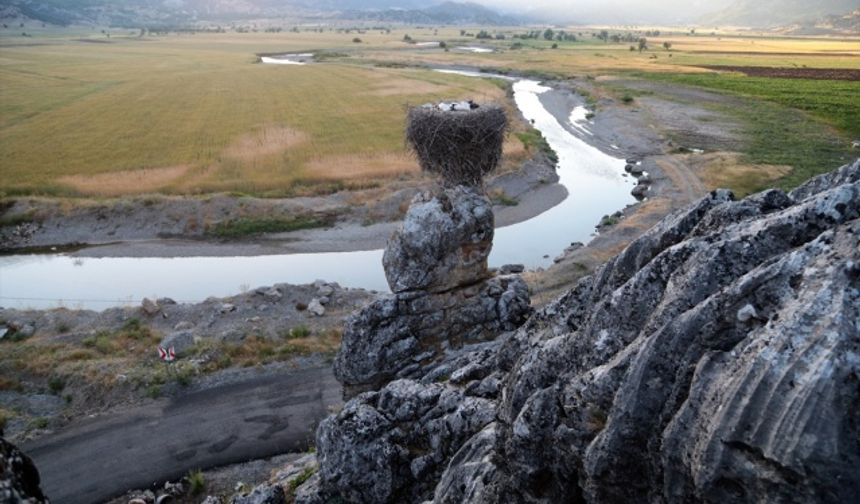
top-left (406, 104), bottom-right (507, 187)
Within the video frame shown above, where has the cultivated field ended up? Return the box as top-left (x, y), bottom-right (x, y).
top-left (1, 25), bottom-right (858, 197)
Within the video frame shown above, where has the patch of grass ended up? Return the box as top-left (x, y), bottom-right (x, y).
top-left (288, 466), bottom-right (317, 494)
top-left (174, 364), bottom-right (195, 387)
top-left (286, 325), bottom-right (311, 339)
top-left (0, 408), bottom-right (13, 432)
top-left (145, 384), bottom-right (162, 398)
top-left (0, 376), bottom-right (22, 392)
top-left (30, 417), bottom-right (49, 430)
top-left (621, 93), bottom-right (634, 104)
top-left (638, 73), bottom-right (855, 189)
top-left (82, 331), bottom-right (117, 354)
top-left (207, 215), bottom-right (329, 239)
top-left (187, 469), bottom-right (206, 495)
top-left (48, 375), bottom-right (66, 394)
top-left (640, 72), bottom-right (860, 139)
top-left (489, 189), bottom-right (518, 206)
top-left (0, 211), bottom-right (37, 228)
top-left (515, 128), bottom-right (558, 165)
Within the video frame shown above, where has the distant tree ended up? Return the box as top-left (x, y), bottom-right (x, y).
top-left (629, 45), bottom-right (636, 51)
top-left (495, 33), bottom-right (505, 40)
top-left (460, 29), bottom-right (466, 36)
top-left (663, 41), bottom-right (672, 51)
top-left (598, 30), bottom-right (609, 42)
top-left (476, 30), bottom-right (491, 39)
top-left (610, 34), bottom-right (621, 43)
top-left (638, 37), bottom-right (647, 52)
top-left (543, 28), bottom-right (554, 40)
top-left (439, 41), bottom-right (447, 48)
top-left (352, 37), bottom-right (362, 43)
top-left (551, 43), bottom-right (558, 49)
top-left (403, 33), bottom-right (413, 42)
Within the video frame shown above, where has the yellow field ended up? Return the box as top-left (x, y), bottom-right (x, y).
top-left (0, 31), bottom-right (508, 196)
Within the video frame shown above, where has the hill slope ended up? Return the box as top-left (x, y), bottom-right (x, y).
top-left (709, 0), bottom-right (859, 27)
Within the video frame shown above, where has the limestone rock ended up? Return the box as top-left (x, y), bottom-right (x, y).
top-left (333, 275), bottom-right (530, 395)
top-left (303, 159), bottom-right (860, 504)
top-left (141, 298), bottom-right (160, 316)
top-left (230, 484), bottom-right (285, 504)
top-left (159, 331), bottom-right (194, 357)
top-left (307, 299), bottom-right (325, 317)
top-left (383, 186), bottom-right (494, 294)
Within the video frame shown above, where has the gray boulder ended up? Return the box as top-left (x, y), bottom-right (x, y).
top-left (383, 186), bottom-right (494, 294)
top-left (159, 330), bottom-right (195, 357)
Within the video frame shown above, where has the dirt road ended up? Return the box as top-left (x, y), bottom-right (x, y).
top-left (22, 367), bottom-right (341, 504)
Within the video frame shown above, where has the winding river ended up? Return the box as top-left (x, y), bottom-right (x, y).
top-left (0, 75), bottom-right (635, 310)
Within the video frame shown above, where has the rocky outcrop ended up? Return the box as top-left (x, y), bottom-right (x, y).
top-left (334, 185), bottom-right (532, 396)
top-left (1, 435), bottom-right (49, 503)
top-left (300, 159), bottom-right (860, 503)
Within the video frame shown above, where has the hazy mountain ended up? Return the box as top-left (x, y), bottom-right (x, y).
top-left (1, 0), bottom-right (522, 27)
top-left (342, 2), bottom-right (520, 25)
top-left (707, 0), bottom-right (860, 27)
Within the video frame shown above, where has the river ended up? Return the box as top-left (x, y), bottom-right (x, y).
top-left (0, 75), bottom-right (635, 310)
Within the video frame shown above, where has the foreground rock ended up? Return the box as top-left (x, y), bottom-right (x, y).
top-left (299, 159), bottom-right (860, 503)
top-left (1, 435), bottom-right (49, 503)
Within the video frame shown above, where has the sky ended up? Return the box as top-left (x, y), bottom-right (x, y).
top-left (471, 0), bottom-right (738, 24)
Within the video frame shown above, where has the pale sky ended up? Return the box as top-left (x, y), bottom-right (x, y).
top-left (472, 0), bottom-right (738, 24)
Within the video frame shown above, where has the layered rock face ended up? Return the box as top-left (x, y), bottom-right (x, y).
top-left (301, 159), bottom-right (860, 503)
top-left (334, 184), bottom-right (532, 396)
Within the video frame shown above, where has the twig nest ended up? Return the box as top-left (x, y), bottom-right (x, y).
top-left (406, 103), bottom-right (507, 187)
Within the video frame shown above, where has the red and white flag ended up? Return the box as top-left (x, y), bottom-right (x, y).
top-left (158, 346), bottom-right (176, 362)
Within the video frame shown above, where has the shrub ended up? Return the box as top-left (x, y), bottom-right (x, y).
top-left (187, 469), bottom-right (206, 495)
top-left (622, 94), bottom-right (634, 104)
top-left (287, 325), bottom-right (311, 339)
top-left (48, 376), bottom-right (66, 394)
top-left (352, 37), bottom-right (361, 43)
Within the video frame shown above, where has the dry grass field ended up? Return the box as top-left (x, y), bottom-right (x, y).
top-left (1, 25), bottom-right (858, 197)
top-left (0, 30), bottom-right (508, 197)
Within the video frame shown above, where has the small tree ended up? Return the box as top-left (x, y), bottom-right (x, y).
top-left (543, 28), bottom-right (554, 41)
top-left (598, 30), bottom-right (609, 42)
top-left (352, 37), bottom-right (362, 43)
top-left (638, 37), bottom-right (647, 52)
top-left (663, 41), bottom-right (672, 51)
top-left (551, 43), bottom-right (558, 49)
top-left (403, 33), bottom-right (412, 42)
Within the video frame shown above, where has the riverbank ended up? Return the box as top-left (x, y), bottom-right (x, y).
top-left (0, 151), bottom-right (561, 257)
